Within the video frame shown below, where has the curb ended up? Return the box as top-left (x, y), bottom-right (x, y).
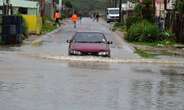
top-left (132, 44), bottom-right (184, 57)
top-left (31, 27), bottom-right (61, 46)
top-left (114, 30), bottom-right (136, 53)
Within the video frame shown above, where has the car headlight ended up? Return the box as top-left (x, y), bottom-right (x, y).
top-left (98, 51), bottom-right (108, 56)
top-left (71, 50), bottom-right (81, 55)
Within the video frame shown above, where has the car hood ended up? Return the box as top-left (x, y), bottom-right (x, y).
top-left (71, 43), bottom-right (109, 52)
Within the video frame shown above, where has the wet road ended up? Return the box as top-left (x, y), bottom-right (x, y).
top-left (0, 18), bottom-right (184, 110)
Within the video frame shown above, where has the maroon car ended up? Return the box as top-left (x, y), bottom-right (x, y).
top-left (67, 32), bottom-right (112, 57)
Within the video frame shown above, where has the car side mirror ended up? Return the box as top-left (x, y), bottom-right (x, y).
top-left (107, 41), bottom-right (112, 44)
top-left (67, 40), bottom-right (72, 43)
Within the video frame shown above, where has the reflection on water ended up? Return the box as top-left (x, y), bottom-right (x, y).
top-left (67, 61), bottom-right (111, 70)
top-left (132, 66), bottom-right (155, 73)
top-left (129, 71), bottom-right (184, 110)
top-left (160, 66), bottom-right (184, 76)
top-left (0, 81), bottom-right (25, 92)
top-left (0, 45), bottom-right (21, 51)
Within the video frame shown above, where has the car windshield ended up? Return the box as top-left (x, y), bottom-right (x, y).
top-left (73, 33), bottom-right (107, 43)
top-left (109, 10), bottom-right (119, 14)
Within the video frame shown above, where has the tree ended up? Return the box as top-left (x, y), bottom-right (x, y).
top-left (176, 0), bottom-right (184, 13)
top-left (133, 0), bottom-right (154, 22)
top-left (65, 1), bottom-right (73, 8)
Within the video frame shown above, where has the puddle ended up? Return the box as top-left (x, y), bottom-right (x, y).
top-left (67, 61), bottom-right (111, 70)
top-left (160, 69), bottom-right (184, 76)
top-left (0, 81), bottom-right (25, 92)
top-left (132, 67), bottom-right (154, 73)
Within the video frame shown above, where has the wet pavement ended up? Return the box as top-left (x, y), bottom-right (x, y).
top-left (0, 18), bottom-right (184, 110)
top-left (17, 18), bottom-right (138, 59)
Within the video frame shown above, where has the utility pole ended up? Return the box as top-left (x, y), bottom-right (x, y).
top-left (59, 0), bottom-right (62, 11)
top-left (114, 0), bottom-right (117, 7)
top-left (119, 0), bottom-right (122, 22)
top-left (40, 0), bottom-right (45, 24)
top-left (40, 0), bottom-right (45, 17)
top-left (3, 0), bottom-right (9, 15)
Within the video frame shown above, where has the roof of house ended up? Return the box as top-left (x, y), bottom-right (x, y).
top-left (0, 0), bottom-right (39, 8)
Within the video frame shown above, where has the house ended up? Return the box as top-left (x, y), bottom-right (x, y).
top-left (0, 0), bottom-right (40, 15)
top-left (0, 0), bottom-right (42, 34)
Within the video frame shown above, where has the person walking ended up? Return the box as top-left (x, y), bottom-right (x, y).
top-left (96, 12), bottom-right (100, 22)
top-left (71, 12), bottom-right (79, 28)
top-left (53, 10), bottom-right (61, 27)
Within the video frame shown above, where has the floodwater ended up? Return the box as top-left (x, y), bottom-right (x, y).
top-left (0, 18), bottom-right (184, 110)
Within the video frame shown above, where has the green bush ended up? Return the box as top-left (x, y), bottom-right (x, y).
top-left (114, 22), bottom-right (125, 27)
top-left (134, 3), bottom-right (144, 16)
top-left (61, 13), bottom-right (67, 19)
top-left (22, 16), bottom-right (28, 39)
top-left (142, 0), bottom-right (152, 5)
top-left (176, 0), bottom-right (184, 13)
top-left (127, 20), bottom-right (160, 42)
top-left (40, 16), bottom-right (57, 34)
top-left (133, 1), bottom-right (154, 23)
top-left (113, 22), bottom-right (127, 32)
top-left (126, 16), bottom-right (142, 29)
top-left (160, 30), bottom-right (176, 40)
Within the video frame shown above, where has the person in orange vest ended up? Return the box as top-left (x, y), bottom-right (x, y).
top-left (70, 12), bottom-right (79, 28)
top-left (53, 10), bottom-right (61, 27)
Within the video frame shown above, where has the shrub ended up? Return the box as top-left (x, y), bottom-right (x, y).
top-left (114, 22), bottom-right (125, 27)
top-left (41, 18), bottom-right (57, 34)
top-left (133, 1), bottom-right (154, 23)
top-left (127, 20), bottom-right (160, 42)
top-left (22, 16), bottom-right (28, 38)
top-left (142, 0), bottom-right (152, 5)
top-left (176, 0), bottom-right (184, 13)
top-left (126, 16), bottom-right (142, 29)
top-left (134, 3), bottom-right (144, 17)
top-left (160, 30), bottom-right (176, 40)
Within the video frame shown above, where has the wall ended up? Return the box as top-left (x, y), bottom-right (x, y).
top-left (22, 15), bottom-right (42, 34)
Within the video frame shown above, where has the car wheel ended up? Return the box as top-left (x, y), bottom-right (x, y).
top-left (68, 51), bottom-right (72, 56)
top-left (106, 55), bottom-right (111, 57)
top-left (106, 53), bottom-right (111, 57)
top-left (103, 54), bottom-right (110, 58)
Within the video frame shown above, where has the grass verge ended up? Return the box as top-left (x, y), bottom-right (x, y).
top-left (132, 40), bottom-right (176, 47)
top-left (112, 22), bottom-right (127, 32)
top-left (135, 48), bottom-right (156, 58)
top-left (41, 16), bottom-right (57, 34)
top-left (41, 22), bottom-right (57, 34)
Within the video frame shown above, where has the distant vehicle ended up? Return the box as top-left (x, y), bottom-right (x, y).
top-left (106, 8), bottom-right (119, 23)
top-left (67, 32), bottom-right (112, 57)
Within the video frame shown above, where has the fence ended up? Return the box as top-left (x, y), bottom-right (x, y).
top-left (165, 12), bottom-right (184, 43)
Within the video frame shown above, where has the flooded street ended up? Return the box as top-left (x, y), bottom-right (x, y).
top-left (0, 18), bottom-right (184, 110)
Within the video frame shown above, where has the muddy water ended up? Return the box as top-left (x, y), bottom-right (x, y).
top-left (0, 53), bottom-right (184, 110)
